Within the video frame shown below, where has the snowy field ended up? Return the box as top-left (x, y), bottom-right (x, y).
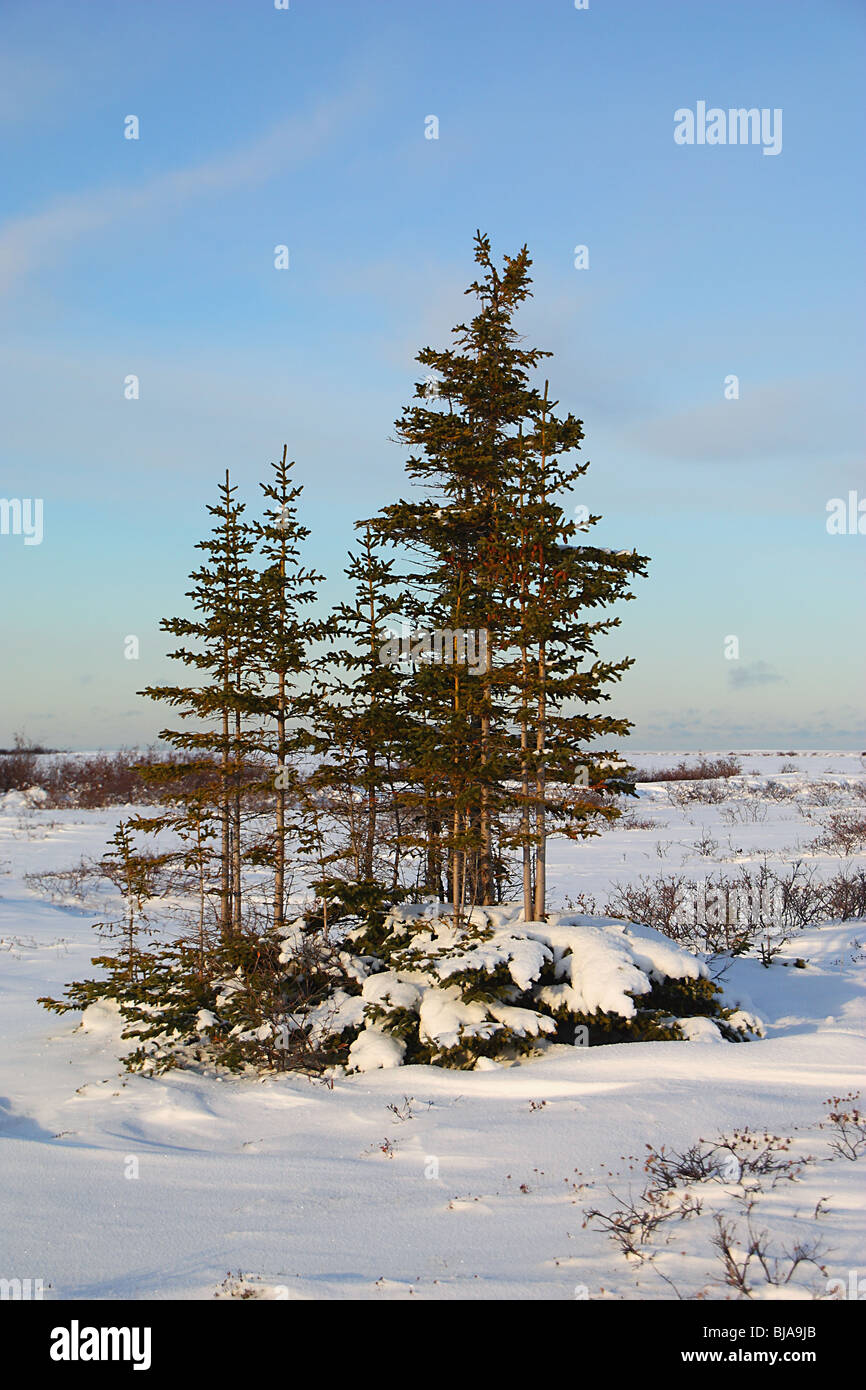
top-left (1, 751), bottom-right (864, 1301)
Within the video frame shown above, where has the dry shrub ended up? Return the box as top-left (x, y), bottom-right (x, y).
top-left (764, 779), bottom-right (795, 802)
top-left (668, 781), bottom-right (730, 806)
top-left (604, 863), bottom-right (866, 954)
top-left (0, 740), bottom-right (41, 793)
top-left (634, 755), bottom-right (742, 784)
top-left (618, 812), bottom-right (661, 830)
top-left (1, 746), bottom-right (272, 810)
top-left (811, 813), bottom-right (866, 857)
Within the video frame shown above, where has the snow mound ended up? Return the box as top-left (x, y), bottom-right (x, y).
top-left (0, 785), bottom-right (48, 810)
top-left (675, 1015), bottom-right (726, 1044)
top-left (347, 1027), bottom-right (405, 1072)
top-left (79, 998), bottom-right (124, 1035)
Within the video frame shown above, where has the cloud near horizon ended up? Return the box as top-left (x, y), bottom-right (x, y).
top-left (728, 661), bottom-right (784, 689)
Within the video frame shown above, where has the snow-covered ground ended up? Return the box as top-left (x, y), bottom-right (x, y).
top-left (1, 752), bottom-right (864, 1300)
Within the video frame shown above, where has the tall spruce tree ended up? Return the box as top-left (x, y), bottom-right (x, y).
top-left (247, 446), bottom-right (330, 929)
top-left (371, 233), bottom-right (648, 918)
top-left (311, 524), bottom-right (412, 902)
top-left (139, 471), bottom-right (259, 943)
top-left (493, 389), bottom-right (647, 919)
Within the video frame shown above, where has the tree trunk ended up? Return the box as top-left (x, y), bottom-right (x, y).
top-left (533, 648), bottom-right (547, 921)
top-left (520, 697), bottom-right (533, 922)
top-left (220, 706), bottom-right (231, 939)
top-left (232, 707), bottom-right (242, 934)
top-left (274, 671), bottom-right (286, 929)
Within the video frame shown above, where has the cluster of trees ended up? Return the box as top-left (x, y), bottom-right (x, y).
top-left (42, 235), bottom-right (656, 1073)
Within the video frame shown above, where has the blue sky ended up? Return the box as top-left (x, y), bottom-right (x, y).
top-left (1, 0), bottom-right (863, 751)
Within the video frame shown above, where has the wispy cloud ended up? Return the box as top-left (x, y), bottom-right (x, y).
top-left (0, 82), bottom-right (371, 294)
top-left (622, 378), bottom-right (863, 464)
top-left (728, 661), bottom-right (784, 689)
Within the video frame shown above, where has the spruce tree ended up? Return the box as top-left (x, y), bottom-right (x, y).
top-left (37, 819), bottom-right (170, 1023)
top-left (311, 523), bottom-right (411, 903)
top-left (492, 385), bottom-right (648, 919)
top-left (371, 232), bottom-right (648, 918)
top-left (91, 820), bottom-right (168, 983)
top-left (139, 471), bottom-right (259, 942)
top-left (247, 446), bottom-right (329, 929)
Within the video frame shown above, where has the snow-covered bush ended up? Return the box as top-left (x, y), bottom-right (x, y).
top-left (42, 901), bottom-right (761, 1075)
top-left (324, 903), bottom-right (762, 1072)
